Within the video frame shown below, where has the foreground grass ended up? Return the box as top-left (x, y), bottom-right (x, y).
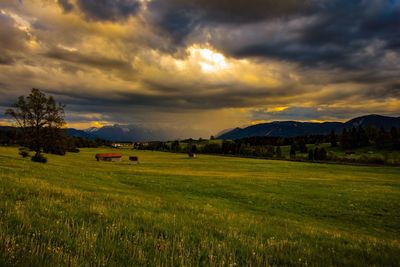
top-left (0, 147), bottom-right (399, 266)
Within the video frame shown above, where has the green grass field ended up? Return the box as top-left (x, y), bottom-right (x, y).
top-left (0, 146), bottom-right (399, 266)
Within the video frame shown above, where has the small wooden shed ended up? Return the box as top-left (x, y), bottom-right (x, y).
top-left (95, 153), bottom-right (123, 162)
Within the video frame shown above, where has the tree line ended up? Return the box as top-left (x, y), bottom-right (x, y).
top-left (339, 126), bottom-right (400, 150)
top-left (136, 126), bottom-right (400, 164)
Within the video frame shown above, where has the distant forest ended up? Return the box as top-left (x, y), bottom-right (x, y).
top-left (136, 126), bottom-right (400, 165)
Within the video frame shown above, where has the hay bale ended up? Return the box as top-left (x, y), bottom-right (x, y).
top-left (95, 153), bottom-right (123, 162)
top-left (129, 156), bottom-right (139, 164)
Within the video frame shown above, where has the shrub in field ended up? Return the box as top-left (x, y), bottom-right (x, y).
top-left (308, 150), bottom-right (314, 160)
top-left (359, 155), bottom-right (385, 165)
top-left (68, 148), bottom-right (80, 153)
top-left (31, 153), bottom-right (47, 163)
top-left (307, 147), bottom-right (328, 161)
top-left (290, 144), bottom-right (296, 158)
top-left (313, 147), bottom-right (319, 160)
top-left (276, 146), bottom-right (282, 158)
top-left (19, 150), bottom-right (29, 158)
top-left (18, 148), bottom-right (30, 158)
top-left (44, 145), bottom-right (66, 155)
top-left (327, 152), bottom-right (338, 161)
top-left (319, 148), bottom-right (328, 160)
top-left (203, 143), bottom-right (222, 154)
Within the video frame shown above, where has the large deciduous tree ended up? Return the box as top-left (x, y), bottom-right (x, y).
top-left (5, 88), bottom-right (65, 162)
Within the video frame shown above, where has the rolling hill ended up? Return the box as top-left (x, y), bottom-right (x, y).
top-left (218, 114), bottom-right (400, 139)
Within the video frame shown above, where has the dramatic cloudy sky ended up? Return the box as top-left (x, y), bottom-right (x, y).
top-left (0, 0), bottom-right (399, 137)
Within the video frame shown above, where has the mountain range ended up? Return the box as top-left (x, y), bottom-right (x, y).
top-left (67, 124), bottom-right (174, 142)
top-left (217, 115), bottom-right (400, 139)
top-left (3, 114), bottom-right (399, 142)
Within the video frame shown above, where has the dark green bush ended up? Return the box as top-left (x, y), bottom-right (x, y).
top-left (19, 150), bottom-right (29, 158)
top-left (44, 146), bottom-right (66, 155)
top-left (18, 147), bottom-right (30, 158)
top-left (68, 148), bottom-right (80, 153)
top-left (31, 154), bottom-right (47, 163)
top-left (358, 155), bottom-right (385, 165)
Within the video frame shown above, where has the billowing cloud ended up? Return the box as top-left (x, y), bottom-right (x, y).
top-left (44, 46), bottom-right (133, 72)
top-left (0, 0), bottom-right (399, 137)
top-left (148, 0), bottom-right (317, 41)
top-left (76, 0), bottom-right (141, 21)
top-left (0, 9), bottom-right (33, 64)
top-left (57, 0), bottom-right (74, 13)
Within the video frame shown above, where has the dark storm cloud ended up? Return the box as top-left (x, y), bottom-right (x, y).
top-left (232, 42), bottom-right (352, 68)
top-left (0, 12), bottom-right (29, 66)
top-left (250, 105), bottom-right (400, 123)
top-left (148, 0), bottom-right (317, 38)
top-left (44, 47), bottom-right (132, 71)
top-left (44, 82), bottom-right (298, 114)
top-left (228, 1), bottom-right (400, 68)
top-left (0, 12), bottom-right (27, 51)
top-left (0, 52), bottom-right (15, 65)
top-left (147, 0), bottom-right (400, 70)
top-left (76, 0), bottom-right (141, 21)
top-left (360, 83), bottom-right (400, 99)
top-left (251, 107), bottom-right (349, 121)
top-left (57, 0), bottom-right (74, 13)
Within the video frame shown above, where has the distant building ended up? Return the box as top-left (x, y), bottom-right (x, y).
top-left (111, 142), bottom-right (133, 149)
top-left (111, 143), bottom-right (122, 148)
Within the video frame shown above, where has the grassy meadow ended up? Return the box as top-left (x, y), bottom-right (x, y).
top-left (0, 146), bottom-right (399, 266)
